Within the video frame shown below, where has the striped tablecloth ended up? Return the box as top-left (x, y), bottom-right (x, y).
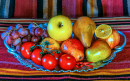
top-left (0, 17), bottom-right (130, 80)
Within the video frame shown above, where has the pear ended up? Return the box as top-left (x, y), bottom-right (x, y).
top-left (85, 39), bottom-right (111, 62)
top-left (73, 17), bottom-right (96, 47)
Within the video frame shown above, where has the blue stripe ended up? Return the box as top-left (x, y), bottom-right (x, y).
top-left (123, 0), bottom-right (128, 16)
top-left (9, 0), bottom-right (15, 18)
top-left (82, 0), bottom-right (87, 16)
top-left (37, 0), bottom-right (43, 18)
top-left (97, 0), bottom-right (103, 17)
top-left (0, 61), bottom-right (22, 65)
top-left (0, 0), bottom-right (6, 18)
top-left (57, 0), bottom-right (62, 15)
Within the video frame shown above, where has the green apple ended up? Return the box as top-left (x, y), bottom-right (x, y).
top-left (85, 39), bottom-right (111, 62)
top-left (47, 15), bottom-right (72, 41)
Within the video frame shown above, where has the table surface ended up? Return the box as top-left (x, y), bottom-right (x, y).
top-left (0, 17), bottom-right (130, 80)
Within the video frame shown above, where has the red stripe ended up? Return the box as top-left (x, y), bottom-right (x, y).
top-left (62, 0), bottom-right (83, 18)
top-left (76, 0), bottom-right (83, 18)
top-left (0, 76), bottom-right (130, 80)
top-left (14, 0), bottom-right (37, 18)
top-left (101, 0), bottom-right (123, 17)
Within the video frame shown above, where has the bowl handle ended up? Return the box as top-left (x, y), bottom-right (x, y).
top-left (114, 30), bottom-right (127, 52)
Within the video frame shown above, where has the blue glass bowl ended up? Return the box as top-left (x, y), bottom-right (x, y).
top-left (4, 24), bottom-right (126, 72)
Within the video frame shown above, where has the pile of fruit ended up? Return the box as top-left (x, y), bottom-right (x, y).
top-left (1, 15), bottom-right (120, 70)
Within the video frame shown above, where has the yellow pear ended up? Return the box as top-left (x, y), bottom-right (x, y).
top-left (73, 17), bottom-right (96, 47)
top-left (85, 39), bottom-right (111, 62)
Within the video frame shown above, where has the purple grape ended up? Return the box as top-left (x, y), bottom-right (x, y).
top-left (31, 36), bottom-right (39, 43)
top-left (5, 35), bottom-right (13, 44)
top-left (26, 29), bottom-right (30, 35)
top-left (7, 26), bottom-right (15, 31)
top-left (16, 43), bottom-right (22, 53)
top-left (41, 30), bottom-right (49, 38)
top-left (28, 23), bottom-right (36, 29)
top-left (18, 28), bottom-right (28, 37)
top-left (16, 24), bottom-right (23, 30)
top-left (1, 32), bottom-right (8, 40)
top-left (13, 38), bottom-right (21, 46)
top-left (22, 36), bottom-right (31, 43)
top-left (11, 30), bottom-right (19, 39)
top-left (35, 27), bottom-right (43, 36)
top-left (29, 27), bottom-right (35, 36)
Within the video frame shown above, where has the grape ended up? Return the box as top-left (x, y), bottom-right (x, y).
top-left (35, 27), bottom-right (43, 36)
top-left (1, 32), bottom-right (8, 40)
top-left (26, 29), bottom-right (30, 35)
top-left (29, 27), bottom-right (35, 36)
top-left (28, 23), bottom-right (36, 29)
top-left (18, 28), bottom-right (28, 37)
top-left (7, 26), bottom-right (15, 31)
top-left (31, 36), bottom-right (39, 43)
top-left (11, 30), bottom-right (19, 39)
top-left (13, 38), bottom-right (21, 46)
top-left (5, 35), bottom-right (13, 44)
top-left (41, 30), bottom-right (49, 38)
top-left (16, 24), bottom-right (23, 30)
top-left (16, 43), bottom-right (22, 53)
top-left (22, 36), bottom-right (31, 43)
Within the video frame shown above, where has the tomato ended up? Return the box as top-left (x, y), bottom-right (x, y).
top-left (21, 42), bottom-right (35, 59)
top-left (42, 54), bottom-right (57, 70)
top-left (59, 54), bottom-right (76, 70)
top-left (31, 49), bottom-right (42, 65)
top-left (52, 51), bottom-right (63, 61)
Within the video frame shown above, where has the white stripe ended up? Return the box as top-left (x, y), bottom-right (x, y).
top-left (52, 0), bottom-right (57, 17)
top-left (87, 0), bottom-right (91, 17)
top-left (4, 0), bottom-right (10, 18)
top-left (87, 0), bottom-right (98, 17)
top-left (43, 0), bottom-right (48, 18)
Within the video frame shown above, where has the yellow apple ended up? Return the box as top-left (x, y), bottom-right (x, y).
top-left (47, 15), bottom-right (72, 41)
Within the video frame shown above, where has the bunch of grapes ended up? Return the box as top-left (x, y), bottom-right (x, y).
top-left (1, 23), bottom-right (49, 53)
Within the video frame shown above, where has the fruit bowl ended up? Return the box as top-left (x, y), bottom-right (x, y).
top-left (4, 23), bottom-right (126, 72)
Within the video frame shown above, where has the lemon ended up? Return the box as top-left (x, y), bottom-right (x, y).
top-left (95, 24), bottom-right (112, 39)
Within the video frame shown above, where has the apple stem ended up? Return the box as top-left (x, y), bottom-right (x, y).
top-left (59, 22), bottom-right (63, 28)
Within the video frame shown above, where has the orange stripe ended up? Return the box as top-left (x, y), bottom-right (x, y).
top-left (0, 68), bottom-right (130, 76)
top-left (48, 0), bottom-right (53, 18)
top-left (90, 0), bottom-right (94, 17)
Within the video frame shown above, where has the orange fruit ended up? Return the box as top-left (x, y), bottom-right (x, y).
top-left (95, 24), bottom-right (112, 39)
top-left (105, 29), bottom-right (120, 49)
top-left (40, 37), bottom-right (60, 52)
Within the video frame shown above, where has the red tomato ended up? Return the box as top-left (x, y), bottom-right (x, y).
top-left (52, 51), bottom-right (63, 61)
top-left (59, 54), bottom-right (76, 70)
top-left (42, 54), bottom-right (57, 70)
top-left (31, 49), bottom-right (42, 65)
top-left (21, 42), bottom-right (35, 59)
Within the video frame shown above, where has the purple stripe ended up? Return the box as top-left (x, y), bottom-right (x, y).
top-left (0, 61), bottom-right (21, 65)
top-left (0, 76), bottom-right (130, 80)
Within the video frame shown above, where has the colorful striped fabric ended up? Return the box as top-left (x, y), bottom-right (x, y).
top-left (0, 0), bottom-right (130, 18)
